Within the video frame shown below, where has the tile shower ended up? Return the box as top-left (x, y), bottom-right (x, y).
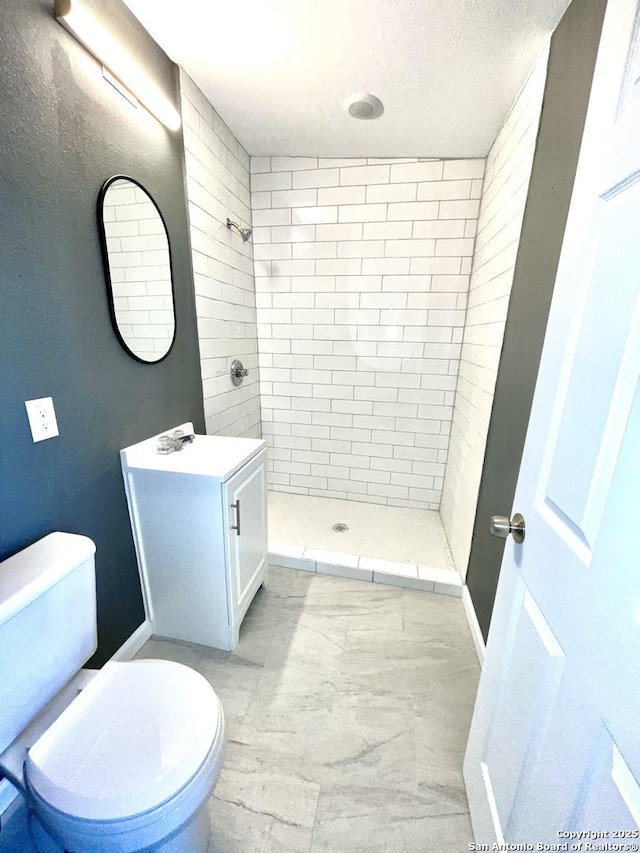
top-left (180, 50), bottom-right (549, 585)
top-left (252, 155), bottom-right (483, 512)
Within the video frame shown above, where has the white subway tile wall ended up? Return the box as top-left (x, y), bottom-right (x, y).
top-left (180, 71), bottom-right (261, 438)
top-left (252, 155), bottom-right (485, 509)
top-left (103, 182), bottom-right (174, 358)
top-left (440, 46), bottom-right (549, 576)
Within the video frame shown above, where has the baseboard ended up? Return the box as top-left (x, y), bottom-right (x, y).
top-left (109, 620), bottom-right (153, 662)
top-left (462, 585), bottom-right (485, 665)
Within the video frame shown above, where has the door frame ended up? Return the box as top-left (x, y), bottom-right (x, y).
top-left (463, 0), bottom-right (609, 644)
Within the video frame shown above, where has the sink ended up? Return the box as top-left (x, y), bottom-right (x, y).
top-left (120, 422), bottom-right (265, 482)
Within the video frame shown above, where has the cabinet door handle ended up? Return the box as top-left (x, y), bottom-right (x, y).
top-left (231, 500), bottom-right (241, 536)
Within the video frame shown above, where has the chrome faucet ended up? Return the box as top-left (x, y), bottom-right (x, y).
top-left (157, 430), bottom-right (195, 455)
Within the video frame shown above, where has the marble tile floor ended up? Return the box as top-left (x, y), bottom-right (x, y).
top-left (138, 565), bottom-right (481, 852)
top-left (0, 567), bottom-right (479, 853)
top-left (268, 491), bottom-right (462, 597)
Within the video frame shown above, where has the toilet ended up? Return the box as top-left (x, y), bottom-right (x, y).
top-left (0, 532), bottom-right (226, 852)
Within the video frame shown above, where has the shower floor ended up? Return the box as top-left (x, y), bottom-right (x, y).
top-left (268, 491), bottom-right (462, 597)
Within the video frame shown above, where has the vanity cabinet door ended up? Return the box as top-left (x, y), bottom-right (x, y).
top-left (223, 451), bottom-right (267, 615)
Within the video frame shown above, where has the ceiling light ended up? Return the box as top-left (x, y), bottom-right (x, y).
top-left (54, 0), bottom-right (181, 131)
top-left (342, 93), bottom-right (384, 120)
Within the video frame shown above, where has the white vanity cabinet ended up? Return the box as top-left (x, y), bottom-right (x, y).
top-left (120, 424), bottom-right (268, 651)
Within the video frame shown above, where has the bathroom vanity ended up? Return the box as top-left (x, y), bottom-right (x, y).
top-left (120, 423), bottom-right (268, 651)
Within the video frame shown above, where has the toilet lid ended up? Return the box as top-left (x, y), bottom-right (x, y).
top-left (25, 659), bottom-right (222, 821)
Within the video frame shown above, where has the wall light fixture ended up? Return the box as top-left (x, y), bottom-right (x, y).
top-left (53, 0), bottom-right (181, 131)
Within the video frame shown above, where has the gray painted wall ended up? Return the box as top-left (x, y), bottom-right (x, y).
top-left (465, 0), bottom-right (608, 640)
top-left (0, 0), bottom-right (204, 665)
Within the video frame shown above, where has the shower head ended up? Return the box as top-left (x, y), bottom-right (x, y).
top-left (226, 218), bottom-right (252, 243)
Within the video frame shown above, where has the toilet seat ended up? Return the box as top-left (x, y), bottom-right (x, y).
top-left (25, 659), bottom-right (223, 822)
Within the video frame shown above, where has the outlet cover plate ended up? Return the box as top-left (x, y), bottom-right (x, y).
top-left (25, 397), bottom-right (59, 442)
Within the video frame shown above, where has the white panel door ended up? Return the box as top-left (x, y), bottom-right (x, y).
top-left (224, 452), bottom-right (268, 615)
top-left (464, 0), bottom-right (640, 844)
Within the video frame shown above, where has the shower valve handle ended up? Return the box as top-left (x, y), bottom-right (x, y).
top-left (230, 359), bottom-right (249, 386)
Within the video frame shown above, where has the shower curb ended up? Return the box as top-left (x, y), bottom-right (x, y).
top-left (268, 543), bottom-right (463, 598)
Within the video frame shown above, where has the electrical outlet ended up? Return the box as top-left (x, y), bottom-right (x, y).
top-left (25, 397), bottom-right (60, 443)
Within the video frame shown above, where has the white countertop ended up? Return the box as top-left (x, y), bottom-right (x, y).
top-left (120, 423), bottom-right (266, 481)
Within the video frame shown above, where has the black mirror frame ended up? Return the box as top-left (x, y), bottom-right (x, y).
top-left (97, 175), bottom-right (177, 365)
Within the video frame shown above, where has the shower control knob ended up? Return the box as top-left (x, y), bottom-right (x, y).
top-left (230, 359), bottom-right (249, 386)
top-left (490, 513), bottom-right (526, 544)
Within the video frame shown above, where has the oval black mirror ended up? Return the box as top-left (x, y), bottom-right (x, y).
top-left (98, 176), bottom-right (176, 363)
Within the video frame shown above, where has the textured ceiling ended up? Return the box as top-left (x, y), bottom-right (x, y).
top-left (123, 0), bottom-right (571, 158)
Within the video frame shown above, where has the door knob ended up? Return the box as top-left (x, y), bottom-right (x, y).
top-left (490, 513), bottom-right (526, 543)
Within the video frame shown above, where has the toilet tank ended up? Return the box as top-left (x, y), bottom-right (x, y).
top-left (0, 532), bottom-right (97, 754)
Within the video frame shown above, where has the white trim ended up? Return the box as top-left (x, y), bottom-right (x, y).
top-left (462, 585), bottom-right (485, 665)
top-left (481, 761), bottom-right (505, 845)
top-left (109, 620), bottom-right (153, 662)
